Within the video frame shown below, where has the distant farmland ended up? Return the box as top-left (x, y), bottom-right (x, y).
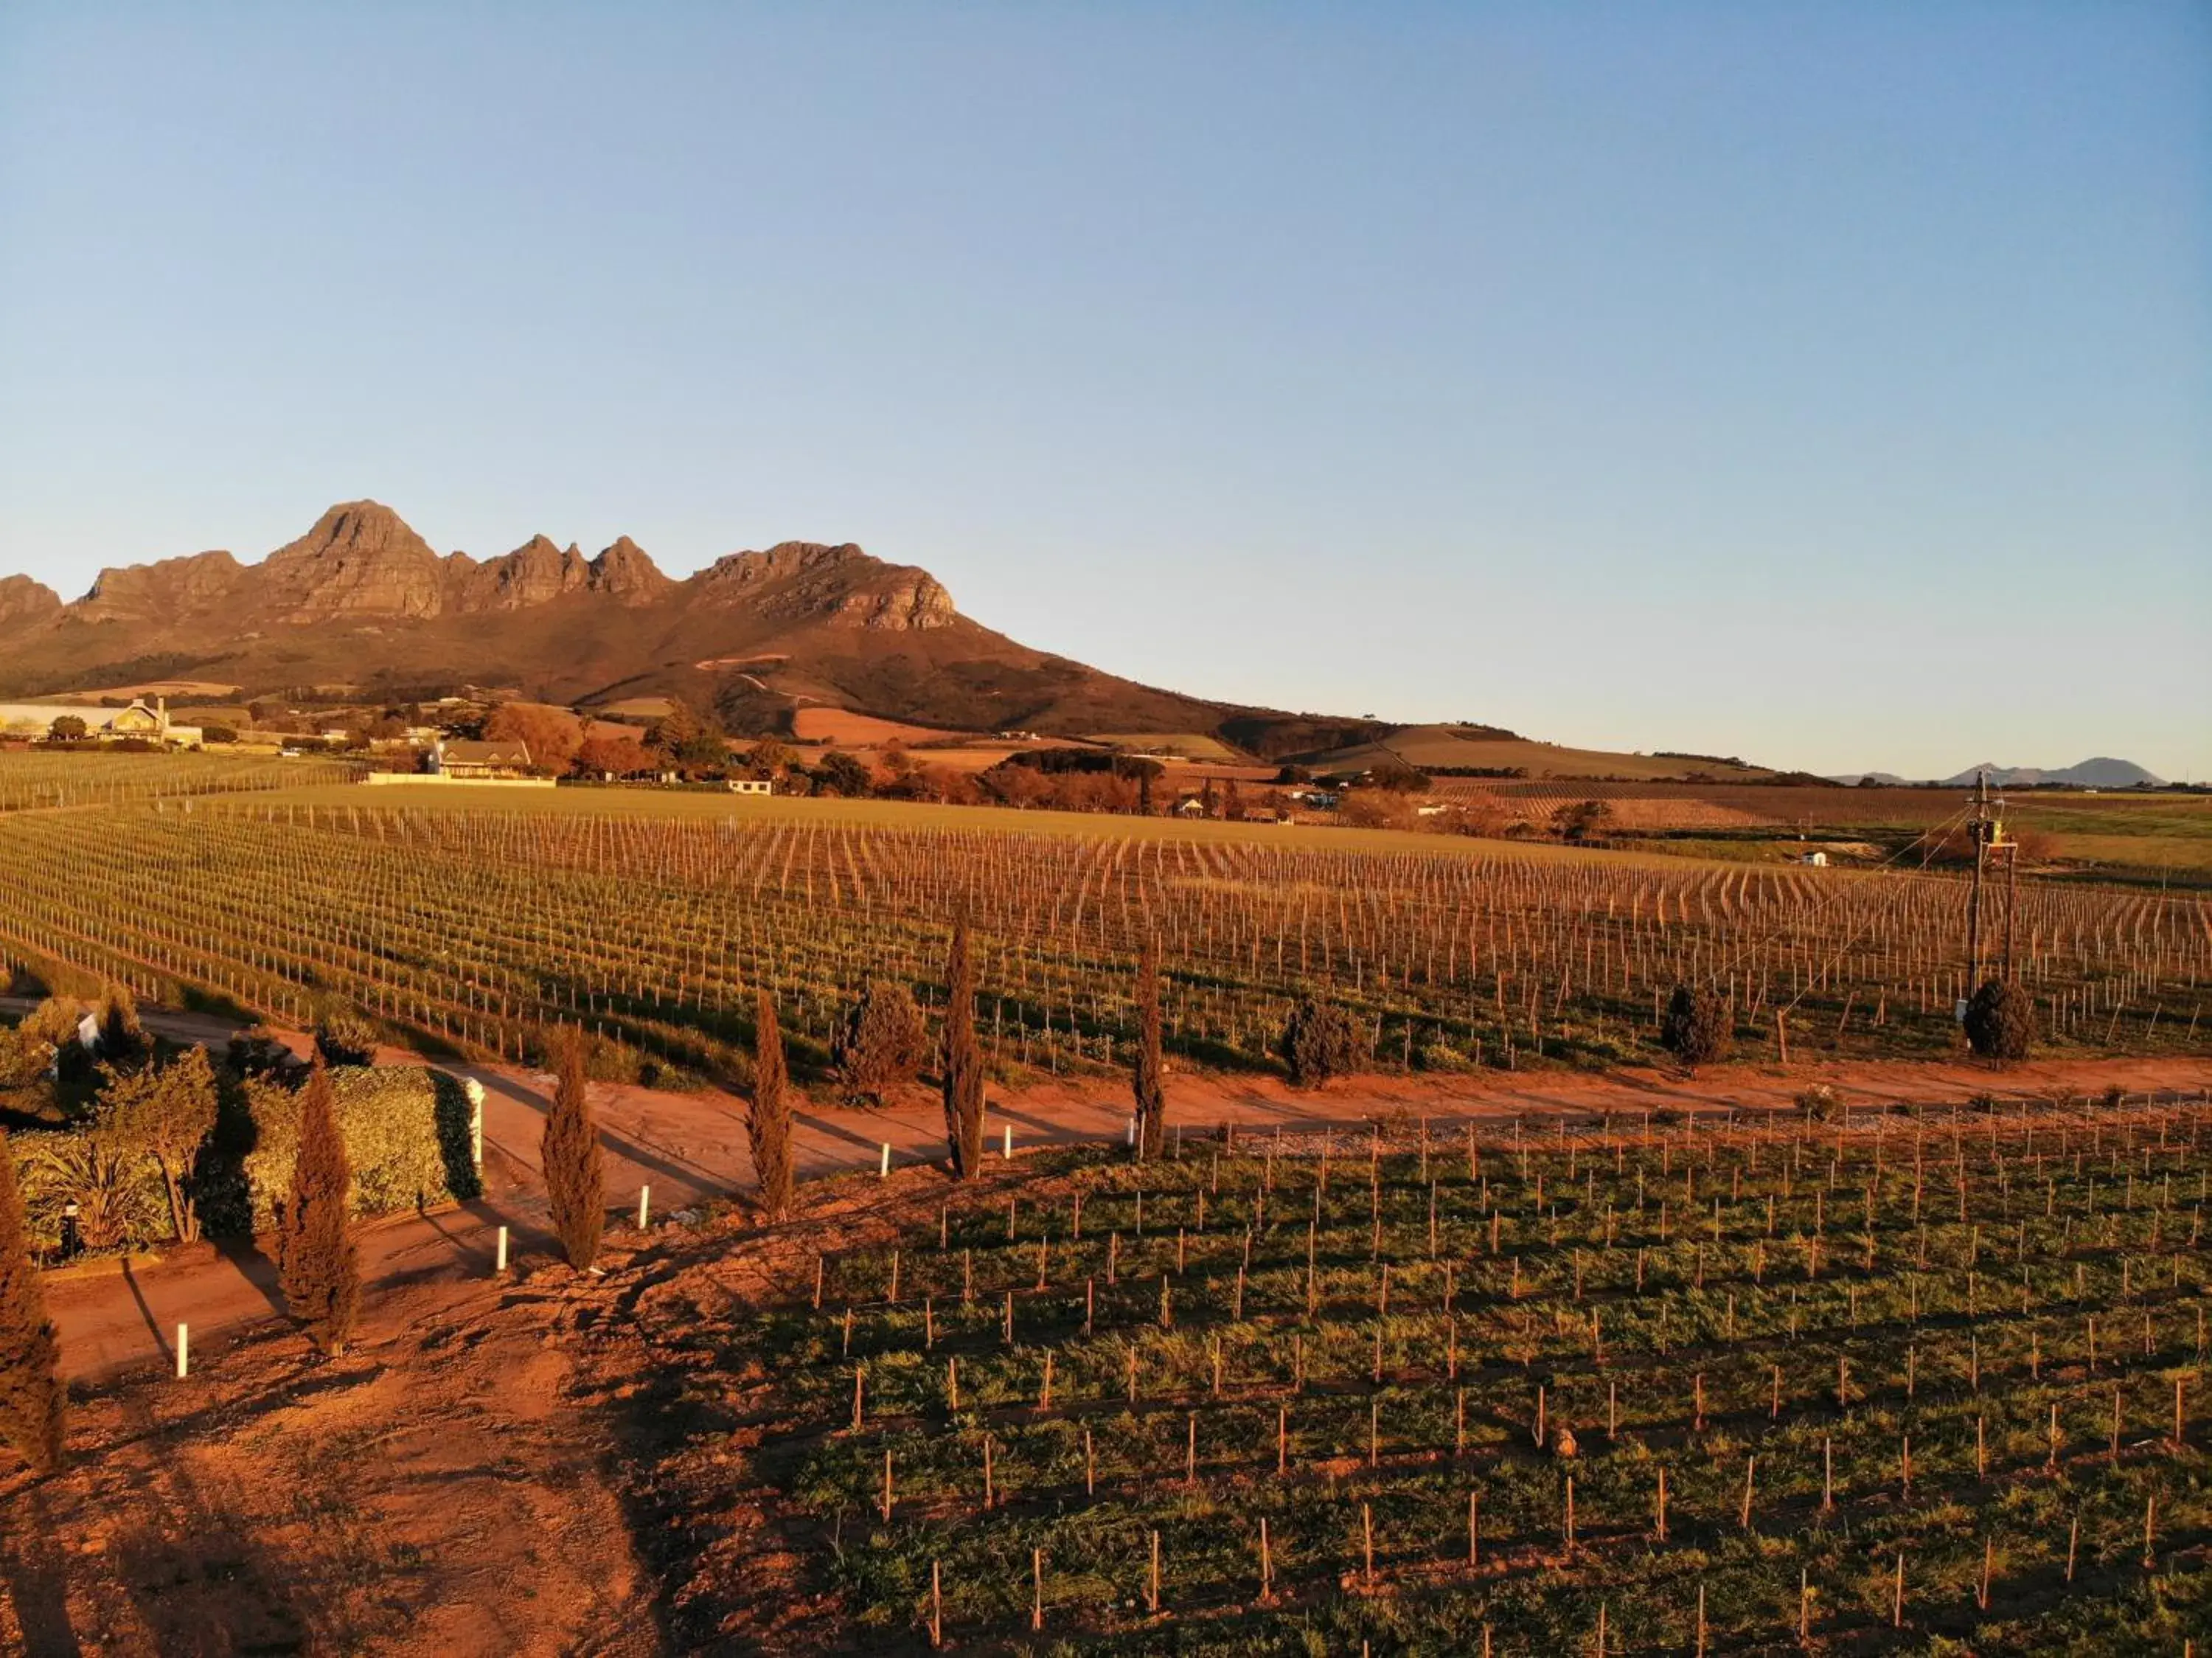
top-left (0, 784), bottom-right (2199, 1084)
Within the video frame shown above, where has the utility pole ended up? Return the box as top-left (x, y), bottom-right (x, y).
top-left (1964, 769), bottom-right (2014, 1004)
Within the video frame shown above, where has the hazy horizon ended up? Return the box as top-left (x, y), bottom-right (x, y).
top-left (4, 4), bottom-right (2206, 779)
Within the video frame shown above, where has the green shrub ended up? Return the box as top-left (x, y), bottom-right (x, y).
top-left (1418, 1041), bottom-right (1475, 1073)
top-left (1795, 1083), bottom-right (1841, 1123)
top-left (313, 1005), bottom-right (380, 1067)
top-left (1281, 999), bottom-right (1368, 1088)
top-left (241, 1065), bottom-right (479, 1228)
top-left (10, 1128), bottom-right (167, 1252)
top-left (831, 980), bottom-right (929, 1105)
top-left (1660, 985), bottom-right (1731, 1070)
top-left (1964, 978), bottom-right (2034, 1062)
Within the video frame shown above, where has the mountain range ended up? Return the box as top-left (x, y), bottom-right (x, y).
top-left (1835, 759), bottom-right (2167, 789)
top-left (0, 502), bottom-right (1379, 757)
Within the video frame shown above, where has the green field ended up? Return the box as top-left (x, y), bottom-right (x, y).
top-left (638, 1102), bottom-right (2212, 1652)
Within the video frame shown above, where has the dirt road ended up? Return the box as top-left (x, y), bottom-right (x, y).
top-left (27, 992), bottom-right (2210, 1382)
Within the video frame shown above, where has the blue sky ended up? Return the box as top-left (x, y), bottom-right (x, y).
top-left (3, 3), bottom-right (2206, 778)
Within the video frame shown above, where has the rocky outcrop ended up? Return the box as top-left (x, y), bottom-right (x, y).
top-left (586, 536), bottom-right (670, 604)
top-left (77, 550), bottom-right (243, 620)
top-left (0, 574), bottom-right (63, 631)
top-left (690, 541), bottom-right (956, 630)
top-left (258, 501), bottom-right (449, 620)
top-left (458, 535), bottom-right (593, 611)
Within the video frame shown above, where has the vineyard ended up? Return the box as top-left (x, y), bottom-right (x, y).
top-left (0, 794), bottom-right (2202, 1083)
top-left (0, 751), bottom-right (360, 813)
top-left (641, 1096), bottom-right (2211, 1653)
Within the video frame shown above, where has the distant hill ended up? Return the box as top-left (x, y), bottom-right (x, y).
top-left (0, 501), bottom-right (1334, 752)
top-left (1289, 723), bottom-right (1773, 783)
top-left (1830, 759), bottom-right (2168, 788)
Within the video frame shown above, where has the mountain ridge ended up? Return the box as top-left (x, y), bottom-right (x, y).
top-left (0, 500), bottom-right (1358, 753)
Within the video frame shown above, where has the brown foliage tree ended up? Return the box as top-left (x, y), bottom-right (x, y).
top-left (1964, 978), bottom-right (2035, 1062)
top-left (1282, 999), bottom-right (1368, 1088)
top-left (542, 1027), bottom-right (604, 1269)
top-left (941, 919), bottom-right (986, 1178)
top-left (0, 1129), bottom-right (65, 1471)
top-left (574, 732), bottom-right (657, 777)
top-left (748, 991), bottom-right (795, 1220)
top-left (1661, 984), bottom-right (1733, 1071)
top-left (831, 980), bottom-right (929, 1105)
top-left (1130, 943), bottom-right (1168, 1161)
top-left (276, 1061), bottom-right (361, 1355)
top-left (484, 702), bottom-right (585, 773)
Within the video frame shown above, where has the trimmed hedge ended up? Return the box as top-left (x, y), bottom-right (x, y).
top-left (241, 1066), bottom-right (480, 1228)
top-left (8, 1063), bottom-right (479, 1253)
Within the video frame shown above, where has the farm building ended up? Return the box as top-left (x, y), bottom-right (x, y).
top-left (0, 697), bottom-right (203, 748)
top-left (429, 738), bottom-right (533, 780)
top-left (726, 778), bottom-right (773, 796)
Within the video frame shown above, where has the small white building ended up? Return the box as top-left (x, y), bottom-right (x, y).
top-left (727, 778), bottom-right (773, 796)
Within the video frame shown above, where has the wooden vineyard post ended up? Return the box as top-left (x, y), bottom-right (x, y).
top-left (852, 1367), bottom-right (865, 1431)
top-left (1695, 1582), bottom-right (1707, 1657)
top-left (1187, 1412), bottom-right (1198, 1483)
top-left (1822, 1436), bottom-right (1833, 1511)
top-left (1085, 1428), bottom-right (1095, 1496)
top-left (1656, 1466), bottom-right (1669, 1541)
top-left (1032, 1547), bottom-right (1043, 1632)
top-left (1740, 1455), bottom-right (1756, 1530)
top-left (982, 1434), bottom-right (994, 1510)
top-left (1565, 1474), bottom-right (1576, 1548)
top-left (2067, 1514), bottom-right (2079, 1581)
top-left (1259, 1517), bottom-right (1273, 1601)
top-left (1892, 1551), bottom-right (1905, 1628)
top-left (1278, 1404), bottom-right (1289, 1475)
top-left (1147, 1530), bottom-right (1161, 1612)
top-left (1469, 1488), bottom-right (1479, 1566)
top-left (929, 1560), bottom-right (942, 1649)
top-left (1363, 1502), bottom-right (1375, 1584)
top-left (1798, 1567), bottom-right (1812, 1645)
top-left (881, 1449), bottom-right (894, 1521)
top-left (1977, 1536), bottom-right (1992, 1610)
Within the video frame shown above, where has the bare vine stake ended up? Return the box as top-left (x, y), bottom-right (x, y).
top-left (1031, 1548), bottom-right (1043, 1632)
top-left (1363, 1502), bottom-right (1375, 1584)
top-left (1085, 1428), bottom-right (1094, 1495)
top-left (929, 1561), bottom-right (942, 1650)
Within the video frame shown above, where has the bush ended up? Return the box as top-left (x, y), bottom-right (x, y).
top-left (831, 981), bottom-right (930, 1105)
top-left (241, 1065), bottom-right (479, 1228)
top-left (1660, 985), bottom-right (1732, 1070)
top-left (1964, 978), bottom-right (2035, 1062)
top-left (1796, 1083), bottom-right (1841, 1123)
top-left (10, 1128), bottom-right (167, 1252)
top-left (1418, 1042), bottom-right (1475, 1073)
top-left (313, 1005), bottom-right (379, 1067)
top-left (0, 1131), bottom-right (64, 1472)
top-left (1282, 999), bottom-right (1368, 1088)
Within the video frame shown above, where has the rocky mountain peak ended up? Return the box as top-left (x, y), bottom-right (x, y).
top-left (260, 500), bottom-right (448, 620)
top-left (0, 573), bottom-right (61, 628)
top-left (587, 536), bottom-right (670, 604)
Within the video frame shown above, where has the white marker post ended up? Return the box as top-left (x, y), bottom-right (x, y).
top-left (638, 1184), bottom-right (651, 1230)
top-left (880, 1142), bottom-right (892, 1179)
top-left (495, 1224), bottom-right (509, 1272)
top-left (175, 1322), bottom-right (189, 1379)
top-left (465, 1077), bottom-right (486, 1170)
top-left (1004, 1125), bottom-right (1015, 1159)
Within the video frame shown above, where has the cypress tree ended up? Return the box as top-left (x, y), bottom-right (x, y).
top-left (1131, 942), bottom-right (1167, 1161)
top-left (942, 918), bottom-right (986, 1178)
top-left (542, 1026), bottom-right (604, 1269)
top-left (0, 1130), bottom-right (65, 1472)
top-left (749, 991), bottom-right (794, 1219)
top-left (277, 1061), bottom-right (360, 1355)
